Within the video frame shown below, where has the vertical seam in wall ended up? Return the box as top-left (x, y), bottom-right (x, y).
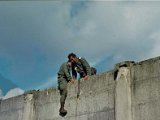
top-left (130, 65), bottom-right (134, 120)
top-left (33, 97), bottom-right (36, 120)
top-left (128, 66), bottom-right (132, 120)
top-left (114, 72), bottom-right (117, 120)
top-left (77, 79), bottom-right (80, 99)
top-left (75, 79), bottom-right (80, 120)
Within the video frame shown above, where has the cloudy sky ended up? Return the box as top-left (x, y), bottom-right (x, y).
top-left (0, 1), bottom-right (160, 93)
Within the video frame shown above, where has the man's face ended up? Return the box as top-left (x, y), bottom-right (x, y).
top-left (68, 62), bottom-right (72, 67)
top-left (70, 56), bottom-right (78, 64)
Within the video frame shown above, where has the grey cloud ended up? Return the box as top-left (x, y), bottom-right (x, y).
top-left (66, 2), bottom-right (160, 62)
top-left (1, 1), bottom-right (160, 89)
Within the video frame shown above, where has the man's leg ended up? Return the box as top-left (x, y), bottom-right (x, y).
top-left (58, 79), bottom-right (68, 114)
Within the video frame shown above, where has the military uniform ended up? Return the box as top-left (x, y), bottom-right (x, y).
top-left (57, 62), bottom-right (72, 114)
top-left (72, 57), bottom-right (91, 78)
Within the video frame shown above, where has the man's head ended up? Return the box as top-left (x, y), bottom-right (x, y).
top-left (68, 53), bottom-right (78, 63)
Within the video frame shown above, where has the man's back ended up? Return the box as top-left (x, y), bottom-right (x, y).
top-left (78, 57), bottom-right (91, 76)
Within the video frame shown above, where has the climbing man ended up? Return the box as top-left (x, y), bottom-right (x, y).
top-left (68, 53), bottom-right (96, 80)
top-left (57, 60), bottom-right (75, 115)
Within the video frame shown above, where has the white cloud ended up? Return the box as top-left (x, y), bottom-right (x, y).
top-left (2, 88), bottom-right (24, 100)
top-left (1, 2), bottom-right (160, 90)
top-left (68, 2), bottom-right (160, 62)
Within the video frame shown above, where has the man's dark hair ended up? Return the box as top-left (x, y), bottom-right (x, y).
top-left (68, 53), bottom-right (77, 59)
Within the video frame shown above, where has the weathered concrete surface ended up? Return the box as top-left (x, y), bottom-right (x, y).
top-left (0, 70), bottom-right (115, 120)
top-left (34, 72), bottom-right (115, 120)
top-left (131, 57), bottom-right (160, 120)
top-left (115, 67), bottom-right (132, 120)
top-left (0, 56), bottom-right (160, 120)
top-left (0, 95), bottom-right (24, 120)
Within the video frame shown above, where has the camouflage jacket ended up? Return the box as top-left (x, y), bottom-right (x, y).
top-left (58, 62), bottom-right (72, 82)
top-left (72, 57), bottom-right (91, 78)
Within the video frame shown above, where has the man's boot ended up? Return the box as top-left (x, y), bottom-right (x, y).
top-left (59, 102), bottom-right (67, 114)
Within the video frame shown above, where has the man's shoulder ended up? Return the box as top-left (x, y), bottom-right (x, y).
top-left (78, 57), bottom-right (86, 61)
top-left (61, 62), bottom-right (67, 67)
top-left (78, 57), bottom-right (89, 65)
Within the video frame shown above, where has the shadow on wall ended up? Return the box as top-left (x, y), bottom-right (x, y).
top-left (87, 107), bottom-right (114, 120)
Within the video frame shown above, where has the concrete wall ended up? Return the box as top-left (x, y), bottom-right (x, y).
top-left (34, 71), bottom-right (115, 120)
top-left (0, 95), bottom-right (24, 120)
top-left (131, 57), bottom-right (160, 120)
top-left (0, 70), bottom-right (115, 120)
top-left (0, 56), bottom-right (160, 120)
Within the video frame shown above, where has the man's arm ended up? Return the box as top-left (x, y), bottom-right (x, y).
top-left (80, 57), bottom-right (91, 76)
top-left (63, 63), bottom-right (72, 82)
